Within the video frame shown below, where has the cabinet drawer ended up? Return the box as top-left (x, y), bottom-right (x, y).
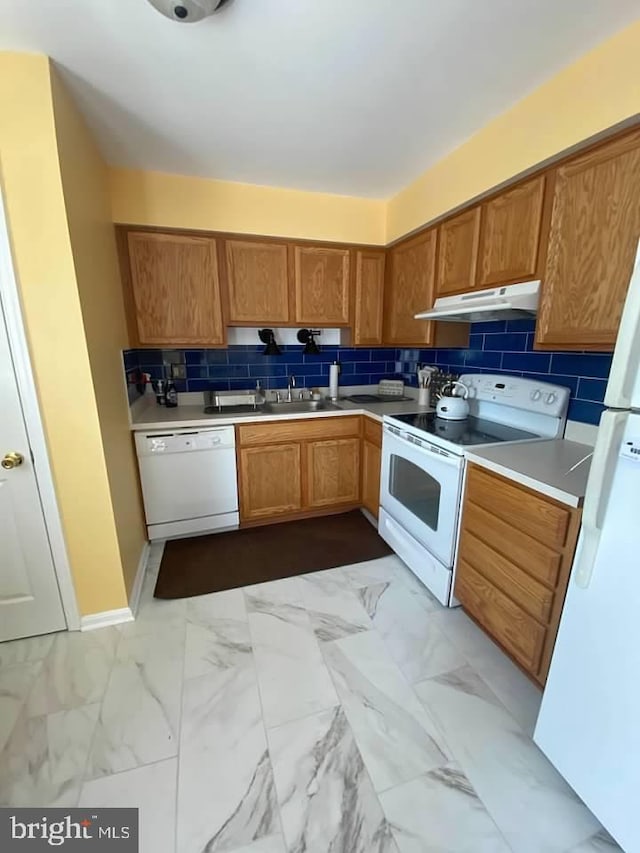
top-left (463, 501), bottom-right (562, 589)
top-left (362, 417), bottom-right (382, 447)
top-left (456, 560), bottom-right (546, 676)
top-left (466, 464), bottom-right (570, 549)
top-left (237, 416), bottom-right (361, 446)
top-left (458, 529), bottom-right (553, 624)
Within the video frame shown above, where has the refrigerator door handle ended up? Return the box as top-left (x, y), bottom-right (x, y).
top-left (605, 238), bottom-right (640, 409)
top-left (575, 410), bottom-right (627, 589)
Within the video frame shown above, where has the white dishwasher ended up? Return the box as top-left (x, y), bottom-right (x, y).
top-left (134, 426), bottom-right (239, 540)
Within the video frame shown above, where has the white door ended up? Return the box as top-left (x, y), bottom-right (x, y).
top-left (534, 410), bottom-right (640, 852)
top-left (0, 297), bottom-right (66, 642)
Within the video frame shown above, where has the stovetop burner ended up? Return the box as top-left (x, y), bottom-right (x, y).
top-left (388, 411), bottom-right (540, 447)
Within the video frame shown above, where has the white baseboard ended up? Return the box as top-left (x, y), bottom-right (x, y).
top-left (80, 607), bottom-right (134, 632)
top-left (128, 541), bottom-right (151, 618)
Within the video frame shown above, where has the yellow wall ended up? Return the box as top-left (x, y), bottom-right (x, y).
top-left (0, 53), bottom-right (140, 615)
top-left (110, 168), bottom-right (386, 245)
top-left (387, 21), bottom-right (640, 241)
top-left (50, 68), bottom-right (146, 602)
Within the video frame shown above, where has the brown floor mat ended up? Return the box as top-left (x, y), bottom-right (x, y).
top-left (154, 510), bottom-right (391, 599)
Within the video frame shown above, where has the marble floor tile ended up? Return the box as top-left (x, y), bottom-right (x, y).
top-left (357, 581), bottom-right (465, 682)
top-left (245, 578), bottom-right (338, 728)
top-left (298, 571), bottom-right (372, 642)
top-left (322, 630), bottom-right (450, 792)
top-left (414, 666), bottom-right (601, 853)
top-left (145, 541), bottom-right (165, 576)
top-left (268, 706), bottom-right (398, 853)
top-left (177, 661), bottom-right (279, 853)
top-left (380, 762), bottom-right (511, 853)
top-left (85, 628), bottom-right (184, 779)
top-left (0, 662), bottom-right (42, 752)
top-left (343, 556), bottom-right (441, 612)
top-left (342, 555), bottom-right (414, 589)
top-left (80, 758), bottom-right (178, 853)
top-left (226, 837), bottom-right (286, 853)
top-left (184, 588), bottom-right (252, 679)
top-left (0, 633), bottom-right (56, 668)
top-left (434, 607), bottom-right (542, 735)
top-left (26, 628), bottom-right (119, 716)
top-left (566, 829), bottom-right (624, 852)
top-left (0, 703), bottom-right (99, 807)
top-left (122, 573), bottom-right (186, 637)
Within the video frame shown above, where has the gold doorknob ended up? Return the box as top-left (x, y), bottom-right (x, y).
top-left (1, 452), bottom-right (24, 470)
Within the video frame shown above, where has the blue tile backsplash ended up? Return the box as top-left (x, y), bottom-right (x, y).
top-left (396, 318), bottom-right (612, 426)
top-left (124, 319), bottom-right (612, 426)
top-left (124, 345), bottom-right (398, 396)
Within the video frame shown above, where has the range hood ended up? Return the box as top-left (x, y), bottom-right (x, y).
top-left (415, 281), bottom-right (540, 323)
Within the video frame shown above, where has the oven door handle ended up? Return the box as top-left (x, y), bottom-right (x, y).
top-left (384, 428), bottom-right (462, 468)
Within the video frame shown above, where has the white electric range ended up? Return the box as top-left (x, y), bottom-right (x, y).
top-left (378, 374), bottom-right (570, 605)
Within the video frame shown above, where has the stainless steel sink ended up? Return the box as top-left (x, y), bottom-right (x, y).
top-left (263, 399), bottom-right (339, 414)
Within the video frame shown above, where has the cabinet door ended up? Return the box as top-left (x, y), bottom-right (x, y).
top-left (293, 246), bottom-right (350, 325)
top-left (306, 438), bottom-right (360, 508)
top-left (436, 207), bottom-right (481, 296)
top-left (225, 239), bottom-right (290, 324)
top-left (536, 130), bottom-right (640, 350)
top-left (238, 444), bottom-right (302, 521)
top-left (361, 439), bottom-right (382, 518)
top-left (477, 176), bottom-right (546, 288)
top-left (126, 231), bottom-right (224, 346)
top-left (383, 229), bottom-right (437, 346)
top-left (353, 249), bottom-right (385, 345)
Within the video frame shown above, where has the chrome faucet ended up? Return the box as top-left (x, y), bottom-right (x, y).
top-left (287, 375), bottom-right (296, 402)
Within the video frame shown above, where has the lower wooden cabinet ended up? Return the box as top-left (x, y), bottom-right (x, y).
top-left (236, 416), bottom-right (361, 523)
top-left (454, 463), bottom-right (581, 686)
top-left (361, 419), bottom-right (382, 518)
top-left (307, 439), bottom-right (361, 508)
top-left (238, 444), bottom-right (302, 521)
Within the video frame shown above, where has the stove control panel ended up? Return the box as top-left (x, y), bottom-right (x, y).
top-left (458, 374), bottom-right (570, 417)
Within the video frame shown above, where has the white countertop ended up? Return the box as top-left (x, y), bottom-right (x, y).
top-left (129, 395), bottom-right (431, 431)
top-left (465, 439), bottom-right (594, 508)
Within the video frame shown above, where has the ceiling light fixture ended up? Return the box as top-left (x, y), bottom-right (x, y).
top-left (146, 0), bottom-right (231, 24)
top-left (258, 329), bottom-right (282, 356)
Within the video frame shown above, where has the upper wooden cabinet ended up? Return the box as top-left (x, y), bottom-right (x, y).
top-left (384, 229), bottom-right (437, 346)
top-left (352, 249), bottom-right (386, 345)
top-left (225, 239), bottom-right (290, 325)
top-left (477, 175), bottom-right (546, 288)
top-left (293, 245), bottom-right (351, 326)
top-left (123, 231), bottom-right (225, 347)
top-left (436, 207), bottom-right (481, 297)
top-left (536, 130), bottom-right (640, 351)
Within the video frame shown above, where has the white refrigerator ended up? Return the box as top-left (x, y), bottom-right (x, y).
top-left (535, 241), bottom-right (640, 853)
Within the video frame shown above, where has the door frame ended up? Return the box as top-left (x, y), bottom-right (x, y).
top-left (0, 188), bottom-right (80, 631)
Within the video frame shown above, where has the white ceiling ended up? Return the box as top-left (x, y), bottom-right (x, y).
top-left (0, 0), bottom-right (638, 198)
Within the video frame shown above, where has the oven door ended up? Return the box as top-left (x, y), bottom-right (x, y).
top-left (380, 425), bottom-right (464, 568)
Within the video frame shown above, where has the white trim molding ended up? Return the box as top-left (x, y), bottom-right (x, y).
top-left (80, 607), bottom-right (134, 632)
top-left (0, 187), bottom-right (81, 631)
top-left (128, 541), bottom-right (150, 618)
